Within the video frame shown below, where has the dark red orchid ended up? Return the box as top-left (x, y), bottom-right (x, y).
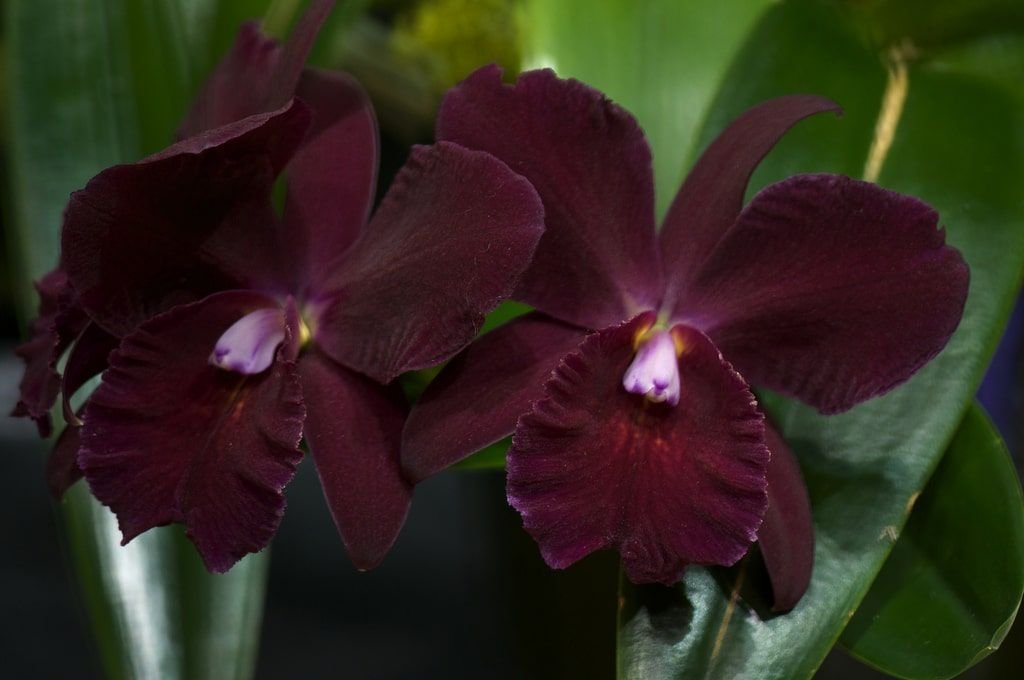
top-left (402, 66), bottom-right (969, 610)
top-left (12, 6), bottom-right (544, 573)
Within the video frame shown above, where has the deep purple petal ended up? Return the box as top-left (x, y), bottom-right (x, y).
top-left (47, 424), bottom-right (83, 500)
top-left (438, 66), bottom-right (661, 329)
top-left (659, 96), bottom-right (841, 314)
top-left (757, 419), bottom-right (813, 613)
top-left (62, 103), bottom-right (311, 337)
top-left (61, 321), bottom-right (118, 425)
top-left (178, 0), bottom-right (335, 137)
top-left (298, 349), bottom-right (411, 570)
top-left (282, 69), bottom-right (379, 290)
top-left (11, 269), bottom-right (87, 436)
top-left (79, 291), bottom-right (305, 572)
top-left (314, 141), bottom-right (545, 383)
top-left (683, 174), bottom-right (969, 414)
top-left (507, 314), bottom-right (768, 585)
top-left (402, 312), bottom-right (587, 483)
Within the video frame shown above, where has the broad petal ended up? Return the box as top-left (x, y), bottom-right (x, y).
top-left (62, 103), bottom-right (310, 337)
top-left (47, 424), bottom-right (83, 500)
top-left (79, 291), bottom-right (305, 572)
top-left (438, 66), bottom-right (661, 329)
top-left (315, 141), bottom-right (544, 383)
top-left (298, 349), bottom-right (411, 570)
top-left (507, 315), bottom-right (768, 585)
top-left (402, 312), bottom-right (588, 483)
top-left (178, 0), bottom-right (335, 137)
top-left (11, 269), bottom-right (87, 436)
top-left (684, 174), bottom-right (970, 414)
top-left (660, 95), bottom-right (841, 314)
top-left (61, 322), bottom-right (118, 425)
top-left (757, 420), bottom-right (813, 613)
top-left (282, 69), bottom-right (378, 290)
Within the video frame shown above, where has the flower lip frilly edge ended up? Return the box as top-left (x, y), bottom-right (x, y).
top-left (12, 5), bottom-right (545, 573)
top-left (402, 64), bottom-right (969, 611)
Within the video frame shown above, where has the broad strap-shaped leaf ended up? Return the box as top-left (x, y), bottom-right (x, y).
top-left (79, 291), bottom-right (305, 572)
top-left (841, 404), bottom-right (1024, 679)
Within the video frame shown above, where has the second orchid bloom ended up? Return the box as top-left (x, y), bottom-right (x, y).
top-left (403, 66), bottom-right (968, 610)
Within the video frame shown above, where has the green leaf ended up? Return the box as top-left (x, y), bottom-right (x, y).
top-left (840, 404), bottom-right (1024, 680)
top-left (612, 1), bottom-right (1024, 677)
top-left (5, 1), bottom-right (283, 678)
top-left (841, 0), bottom-right (1024, 51)
top-left (62, 485), bottom-right (269, 680)
top-left (520, 0), bottom-right (774, 218)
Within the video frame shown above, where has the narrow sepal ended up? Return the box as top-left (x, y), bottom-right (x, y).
top-left (438, 66), bottom-right (662, 329)
top-left (687, 174), bottom-right (969, 413)
top-left (315, 141), bottom-right (544, 383)
top-left (283, 69), bottom-right (379, 290)
top-left (402, 312), bottom-right (587, 482)
top-left (757, 420), bottom-right (814, 613)
top-left (299, 349), bottom-right (412, 570)
top-left (660, 95), bottom-right (841, 314)
top-left (508, 314), bottom-right (768, 584)
top-left (79, 291), bottom-right (305, 572)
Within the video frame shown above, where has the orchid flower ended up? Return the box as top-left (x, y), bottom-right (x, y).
top-left (402, 66), bottom-right (968, 610)
top-left (12, 7), bottom-right (544, 572)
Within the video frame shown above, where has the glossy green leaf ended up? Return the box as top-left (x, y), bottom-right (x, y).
top-left (615, 1), bottom-right (1024, 678)
top-left (521, 0), bottom-right (773, 217)
top-left (841, 0), bottom-right (1024, 50)
top-left (840, 404), bottom-right (1024, 680)
top-left (5, 1), bottom-right (282, 678)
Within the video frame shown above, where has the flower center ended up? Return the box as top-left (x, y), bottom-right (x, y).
top-left (209, 307), bottom-right (287, 375)
top-left (622, 327), bottom-right (682, 406)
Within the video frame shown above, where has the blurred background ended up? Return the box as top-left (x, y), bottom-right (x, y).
top-left (2, 0), bottom-right (1023, 677)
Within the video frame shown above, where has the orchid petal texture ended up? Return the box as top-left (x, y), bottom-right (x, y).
top-left (15, 7), bottom-right (545, 572)
top-left (410, 65), bottom-right (969, 602)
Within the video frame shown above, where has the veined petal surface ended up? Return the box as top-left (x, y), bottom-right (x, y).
top-left (508, 315), bottom-right (768, 585)
top-left (315, 142), bottom-right (544, 383)
top-left (686, 174), bottom-right (969, 414)
top-left (438, 66), bottom-right (662, 329)
top-left (79, 291), bottom-right (305, 572)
